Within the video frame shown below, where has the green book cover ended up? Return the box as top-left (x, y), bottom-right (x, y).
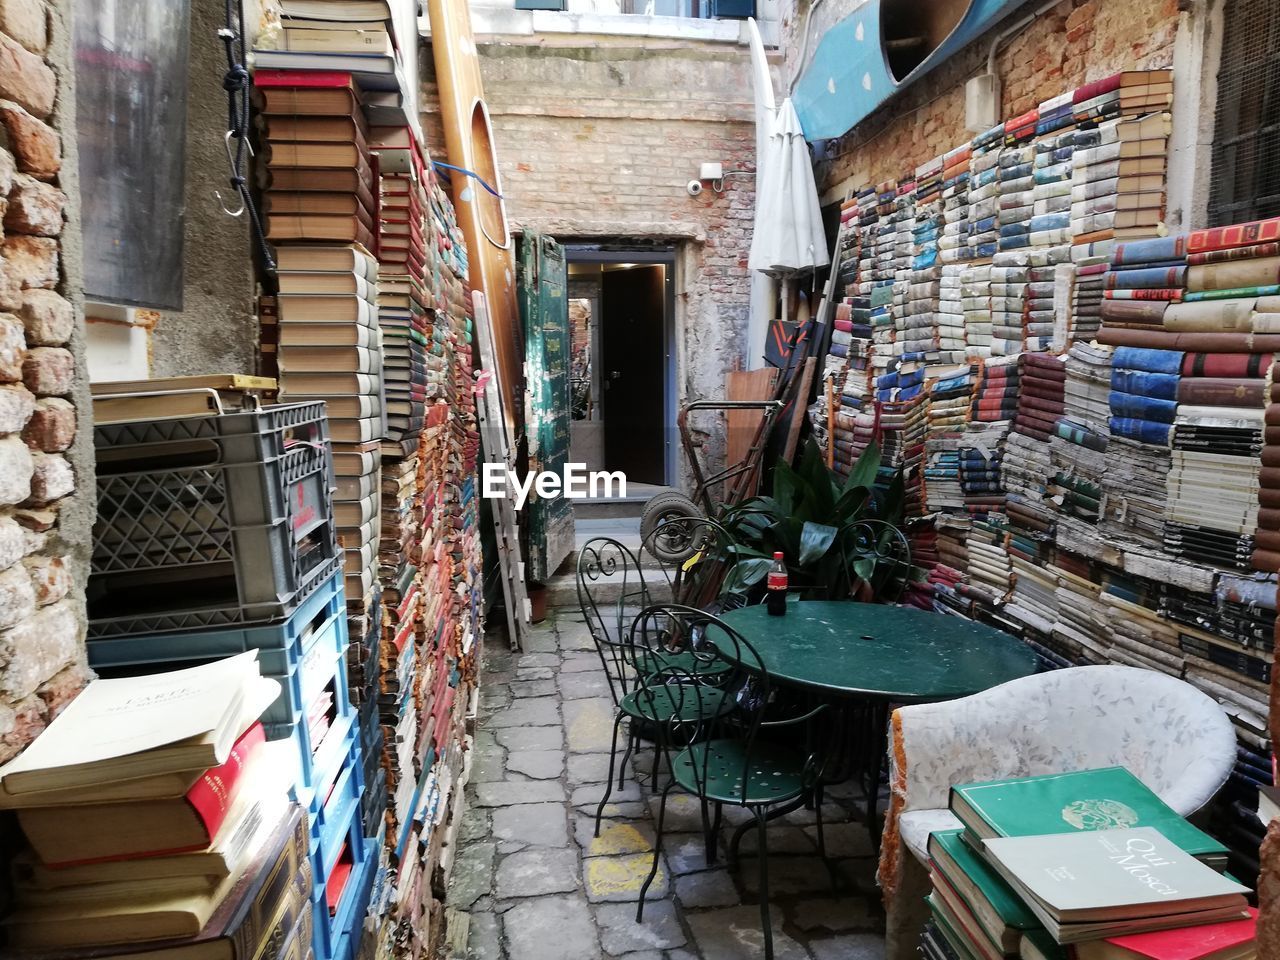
top-left (927, 895), bottom-right (983, 960)
top-left (930, 829), bottom-right (1040, 930)
top-left (949, 767), bottom-right (1228, 864)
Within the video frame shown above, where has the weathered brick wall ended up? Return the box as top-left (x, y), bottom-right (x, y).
top-left (0, 0), bottom-right (91, 762)
top-left (420, 37), bottom-right (761, 469)
top-left (780, 0), bottom-right (1180, 197)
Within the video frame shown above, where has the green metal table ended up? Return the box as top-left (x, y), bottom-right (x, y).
top-left (718, 601), bottom-right (1039, 845)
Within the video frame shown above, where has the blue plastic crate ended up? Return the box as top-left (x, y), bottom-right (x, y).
top-left (283, 703), bottom-right (359, 804)
top-left (308, 753), bottom-right (365, 882)
top-left (88, 571), bottom-right (343, 675)
top-left (90, 573), bottom-right (351, 737)
top-left (312, 832), bottom-right (377, 960)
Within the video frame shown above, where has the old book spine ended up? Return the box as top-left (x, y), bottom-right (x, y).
top-left (226, 808), bottom-right (310, 960)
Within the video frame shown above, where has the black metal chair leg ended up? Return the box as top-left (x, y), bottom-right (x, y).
top-left (711, 802), bottom-right (723, 864)
top-left (754, 806), bottom-right (774, 960)
top-left (618, 729), bottom-right (635, 790)
top-left (595, 713), bottom-right (624, 837)
top-left (637, 780), bottom-right (676, 922)
top-left (814, 784), bottom-right (838, 894)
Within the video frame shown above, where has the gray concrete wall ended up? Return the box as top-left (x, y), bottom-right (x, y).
top-left (151, 0), bottom-right (259, 378)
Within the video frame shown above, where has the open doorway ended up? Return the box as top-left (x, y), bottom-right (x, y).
top-left (566, 246), bottom-right (675, 488)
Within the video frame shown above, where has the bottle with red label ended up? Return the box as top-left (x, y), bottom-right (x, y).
top-left (766, 551), bottom-right (788, 616)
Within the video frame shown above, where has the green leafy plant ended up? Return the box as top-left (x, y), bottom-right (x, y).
top-left (717, 437), bottom-right (908, 601)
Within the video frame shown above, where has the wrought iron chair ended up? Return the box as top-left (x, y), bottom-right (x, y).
top-left (577, 537), bottom-right (733, 833)
top-left (631, 604), bottom-right (829, 960)
top-left (576, 537), bottom-right (654, 815)
top-left (843, 518), bottom-right (913, 604)
top-left (640, 515), bottom-right (743, 611)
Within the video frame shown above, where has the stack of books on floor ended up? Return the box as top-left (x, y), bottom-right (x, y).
top-left (0, 655), bottom-right (314, 956)
top-left (922, 766), bottom-right (1257, 960)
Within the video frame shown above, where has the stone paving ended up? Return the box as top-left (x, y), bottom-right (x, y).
top-left (444, 607), bottom-right (887, 960)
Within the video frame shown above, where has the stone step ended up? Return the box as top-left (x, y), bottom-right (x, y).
top-left (545, 568), bottom-right (673, 610)
top-left (572, 495), bottom-right (652, 520)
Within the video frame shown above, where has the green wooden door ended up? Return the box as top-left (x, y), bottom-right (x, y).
top-left (521, 233), bottom-right (574, 583)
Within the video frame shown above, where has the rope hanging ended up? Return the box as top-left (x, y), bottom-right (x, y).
top-left (218, 0), bottom-right (276, 282)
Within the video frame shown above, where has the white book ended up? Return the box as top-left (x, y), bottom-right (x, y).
top-left (984, 827), bottom-right (1250, 943)
top-left (0, 653), bottom-right (270, 796)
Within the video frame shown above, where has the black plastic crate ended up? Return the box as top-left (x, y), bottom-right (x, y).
top-left (88, 402), bottom-right (340, 637)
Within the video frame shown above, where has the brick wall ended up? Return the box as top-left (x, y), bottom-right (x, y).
top-left (420, 36), bottom-right (762, 476)
top-left (786, 0), bottom-right (1180, 198)
top-left (0, 0), bottom-right (91, 763)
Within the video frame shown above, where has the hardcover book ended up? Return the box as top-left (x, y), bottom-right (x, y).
top-left (950, 767), bottom-right (1229, 868)
top-left (982, 828), bottom-right (1248, 943)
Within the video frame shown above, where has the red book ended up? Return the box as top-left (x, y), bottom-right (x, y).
top-left (20, 723), bottom-right (266, 867)
top-left (1076, 907), bottom-right (1257, 959)
top-left (254, 69), bottom-right (355, 89)
top-left (185, 722), bottom-right (268, 840)
top-left (325, 848), bottom-right (353, 916)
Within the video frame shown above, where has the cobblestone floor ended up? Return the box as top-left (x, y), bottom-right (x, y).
top-left (444, 608), bottom-right (887, 960)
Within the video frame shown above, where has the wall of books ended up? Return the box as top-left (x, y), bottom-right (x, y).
top-left (811, 69), bottom-right (1276, 880)
top-left (251, 5), bottom-right (484, 958)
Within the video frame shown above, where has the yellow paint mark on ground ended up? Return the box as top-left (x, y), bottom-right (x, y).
top-left (566, 700), bottom-right (616, 753)
top-left (587, 822), bottom-right (652, 858)
top-left (584, 853), bottom-right (667, 898)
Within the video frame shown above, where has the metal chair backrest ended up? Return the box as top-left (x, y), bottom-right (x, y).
top-left (629, 603), bottom-right (791, 808)
top-left (577, 537), bottom-right (652, 703)
top-left (640, 516), bottom-right (741, 610)
top-left (844, 519), bottom-right (913, 603)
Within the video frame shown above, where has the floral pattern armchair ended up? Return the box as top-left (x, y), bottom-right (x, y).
top-left (878, 665), bottom-right (1237, 960)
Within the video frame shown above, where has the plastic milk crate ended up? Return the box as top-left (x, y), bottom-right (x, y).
top-left (87, 572), bottom-right (355, 787)
top-left (306, 750), bottom-right (377, 960)
top-left (88, 402), bottom-right (340, 638)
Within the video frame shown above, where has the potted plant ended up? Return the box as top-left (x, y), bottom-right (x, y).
top-left (717, 438), bottom-right (910, 602)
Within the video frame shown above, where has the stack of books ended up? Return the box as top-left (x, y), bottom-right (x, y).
top-left (258, 74), bottom-right (377, 250)
top-left (922, 766), bottom-right (1255, 960)
top-left (1070, 112), bottom-right (1172, 254)
top-left (0, 654), bottom-right (307, 953)
top-left (253, 0), bottom-right (411, 122)
top-left (274, 245), bottom-right (385, 610)
top-left (1072, 71), bottom-right (1174, 126)
top-left (373, 139), bottom-right (431, 453)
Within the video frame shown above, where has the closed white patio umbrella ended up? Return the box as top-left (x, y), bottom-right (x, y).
top-left (749, 95), bottom-right (829, 277)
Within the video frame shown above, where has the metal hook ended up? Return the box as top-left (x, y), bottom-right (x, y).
top-left (216, 130), bottom-right (252, 217)
top-left (215, 188), bottom-right (244, 217)
top-left (223, 128), bottom-right (254, 162)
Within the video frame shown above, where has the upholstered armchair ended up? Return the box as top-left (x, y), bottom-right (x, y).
top-left (878, 665), bottom-right (1237, 960)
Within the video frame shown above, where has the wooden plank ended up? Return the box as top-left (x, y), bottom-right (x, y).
top-left (473, 292), bottom-right (530, 651)
top-left (725, 368), bottom-right (779, 466)
top-left (783, 356), bottom-right (817, 464)
top-left (90, 374), bottom-right (276, 395)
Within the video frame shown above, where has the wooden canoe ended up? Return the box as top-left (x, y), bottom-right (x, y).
top-left (426, 0), bottom-right (523, 436)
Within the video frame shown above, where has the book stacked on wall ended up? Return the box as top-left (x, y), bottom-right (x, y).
top-left (808, 69), bottom-right (1280, 879)
top-left (273, 244), bottom-right (385, 616)
top-left (0, 656), bottom-right (316, 959)
top-left (922, 768), bottom-right (1257, 960)
top-left (253, 0), bottom-right (414, 127)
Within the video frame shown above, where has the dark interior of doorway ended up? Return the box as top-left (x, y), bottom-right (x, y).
top-left (565, 247), bottom-right (672, 488)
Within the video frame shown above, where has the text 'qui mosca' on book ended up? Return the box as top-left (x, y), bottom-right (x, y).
top-left (982, 827), bottom-right (1250, 945)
